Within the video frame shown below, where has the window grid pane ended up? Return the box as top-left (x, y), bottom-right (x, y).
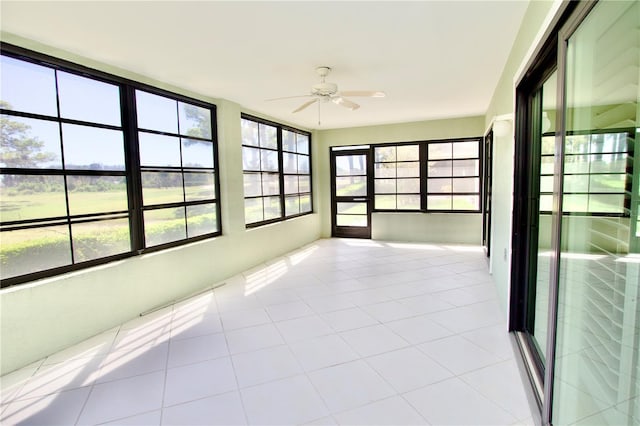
top-left (426, 139), bottom-right (481, 212)
top-left (373, 144), bottom-right (421, 211)
top-left (1, 51), bottom-right (220, 286)
top-left (242, 116), bottom-right (312, 226)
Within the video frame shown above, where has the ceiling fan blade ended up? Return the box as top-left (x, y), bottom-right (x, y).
top-left (339, 91), bottom-right (386, 98)
top-left (332, 97), bottom-right (360, 111)
top-left (292, 99), bottom-right (318, 113)
top-left (266, 94), bottom-right (312, 102)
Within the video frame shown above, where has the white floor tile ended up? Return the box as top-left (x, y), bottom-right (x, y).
top-left (96, 342), bottom-right (168, 384)
top-left (305, 294), bottom-right (357, 313)
top-left (385, 314), bottom-right (453, 344)
top-left (418, 335), bottom-right (502, 375)
top-left (304, 415), bottom-right (338, 425)
top-left (308, 359), bottom-right (395, 413)
top-left (167, 332), bottom-right (228, 368)
top-left (77, 370), bottom-right (165, 425)
top-left (347, 288), bottom-right (392, 306)
top-left (163, 357), bottom-right (237, 407)
top-left (162, 391), bottom-right (246, 425)
top-left (321, 307), bottom-right (378, 333)
top-left (220, 307), bottom-right (271, 331)
top-left (398, 293), bottom-right (455, 315)
top-left (241, 375), bottom-right (329, 425)
top-left (43, 328), bottom-right (119, 365)
top-left (404, 377), bottom-right (516, 425)
top-left (289, 334), bottom-right (359, 372)
top-left (366, 347), bottom-right (453, 393)
top-left (333, 395), bottom-right (426, 425)
top-left (361, 301), bottom-right (417, 323)
top-left (225, 323), bottom-right (285, 354)
top-left (2, 386), bottom-right (90, 425)
top-left (275, 315), bottom-right (333, 343)
top-left (103, 409), bottom-right (162, 425)
top-left (460, 323), bottom-right (515, 360)
top-left (16, 355), bottom-right (103, 400)
top-left (0, 360), bottom-right (43, 405)
top-left (460, 360), bottom-right (533, 420)
top-left (171, 311), bottom-right (223, 340)
top-left (265, 300), bottom-right (314, 322)
top-left (232, 345), bottom-right (302, 388)
top-left (427, 299), bottom-right (504, 333)
top-left (340, 324), bottom-right (409, 357)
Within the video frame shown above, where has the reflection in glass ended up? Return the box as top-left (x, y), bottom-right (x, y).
top-left (427, 195), bottom-right (451, 210)
top-left (142, 172), bottom-right (184, 205)
top-left (375, 163), bottom-right (395, 178)
top-left (0, 175), bottom-right (66, 221)
top-left (283, 153), bottom-right (297, 173)
top-left (452, 141), bottom-right (478, 158)
top-left (144, 207), bottom-right (186, 247)
top-left (452, 195), bottom-right (479, 210)
top-left (428, 160), bottom-right (452, 177)
top-left (300, 195), bottom-right (311, 212)
top-left (428, 178), bottom-right (451, 193)
top-left (375, 194), bottom-right (396, 210)
top-left (1, 55), bottom-right (57, 116)
top-left (67, 176), bottom-right (128, 215)
top-left (397, 145), bottom-right (419, 161)
top-left (186, 203), bottom-right (217, 237)
top-left (397, 162), bottom-right (420, 177)
top-left (72, 218), bottom-right (131, 262)
top-left (0, 115), bottom-right (62, 169)
top-left (62, 124), bottom-right (125, 170)
top-left (397, 178), bottom-right (420, 193)
top-left (0, 226), bottom-right (71, 279)
top-left (136, 90), bottom-right (178, 134)
top-left (57, 71), bottom-right (121, 126)
top-left (552, 1), bottom-right (639, 424)
top-left (375, 146), bottom-right (395, 162)
top-left (375, 179), bottom-right (395, 194)
top-left (297, 155), bottom-right (310, 174)
top-left (299, 176), bottom-right (310, 193)
top-left (398, 194), bottom-right (420, 210)
top-left (182, 139), bottom-right (214, 168)
top-left (139, 133), bottom-right (181, 167)
top-left (242, 147), bottom-right (261, 171)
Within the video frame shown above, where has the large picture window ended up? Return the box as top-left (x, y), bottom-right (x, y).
top-left (0, 46), bottom-right (220, 287)
top-left (372, 138), bottom-right (481, 213)
top-left (241, 115), bottom-right (312, 227)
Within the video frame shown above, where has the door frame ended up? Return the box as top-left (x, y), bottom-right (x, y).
top-left (330, 147), bottom-right (372, 239)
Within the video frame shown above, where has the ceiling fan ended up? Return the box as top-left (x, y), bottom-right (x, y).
top-left (268, 66), bottom-right (385, 123)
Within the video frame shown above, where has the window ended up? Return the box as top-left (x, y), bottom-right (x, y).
top-left (241, 115), bottom-right (312, 227)
top-left (0, 47), bottom-right (220, 287)
top-left (540, 131), bottom-right (631, 215)
top-left (426, 140), bottom-right (480, 211)
top-left (136, 90), bottom-right (219, 246)
top-left (374, 144), bottom-right (421, 210)
top-left (371, 138), bottom-right (481, 213)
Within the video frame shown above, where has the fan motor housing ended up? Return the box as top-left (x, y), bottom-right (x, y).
top-left (312, 82), bottom-right (338, 96)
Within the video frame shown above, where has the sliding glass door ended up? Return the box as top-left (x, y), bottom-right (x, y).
top-left (512, 1), bottom-right (639, 424)
top-left (552, 1), bottom-right (639, 424)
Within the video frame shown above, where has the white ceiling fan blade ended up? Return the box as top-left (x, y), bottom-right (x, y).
top-left (266, 94), bottom-right (313, 102)
top-left (332, 97), bottom-right (360, 111)
top-left (292, 99), bottom-right (318, 113)
top-left (339, 90), bottom-right (386, 98)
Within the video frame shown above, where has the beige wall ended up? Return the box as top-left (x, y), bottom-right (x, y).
top-left (483, 0), bottom-right (562, 315)
top-left (316, 117), bottom-right (485, 242)
top-left (0, 36), bottom-right (322, 375)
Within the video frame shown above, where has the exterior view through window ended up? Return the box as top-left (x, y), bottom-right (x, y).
top-left (241, 115), bottom-right (312, 227)
top-left (0, 49), bottom-right (220, 287)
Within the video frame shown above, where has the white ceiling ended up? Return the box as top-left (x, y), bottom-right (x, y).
top-left (1, 1), bottom-right (529, 130)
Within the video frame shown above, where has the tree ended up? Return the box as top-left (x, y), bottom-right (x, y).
top-left (183, 104), bottom-right (211, 140)
top-left (0, 101), bottom-right (57, 170)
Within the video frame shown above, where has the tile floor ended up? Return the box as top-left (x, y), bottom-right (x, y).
top-left (0, 238), bottom-right (534, 425)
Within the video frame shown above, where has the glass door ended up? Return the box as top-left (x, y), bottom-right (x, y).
top-left (551, 1), bottom-right (639, 424)
top-left (331, 148), bottom-right (371, 238)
